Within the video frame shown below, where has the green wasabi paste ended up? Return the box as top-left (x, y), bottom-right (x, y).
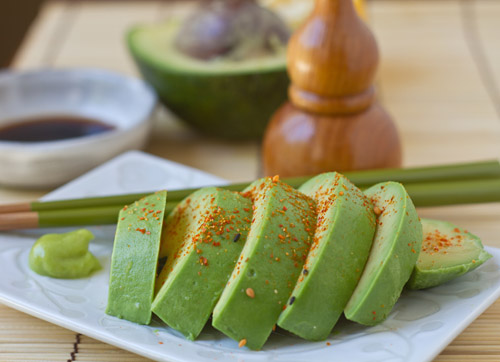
top-left (29, 229), bottom-right (101, 279)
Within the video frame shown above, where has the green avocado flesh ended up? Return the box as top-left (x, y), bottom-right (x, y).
top-left (127, 21), bottom-right (289, 139)
top-left (152, 188), bottom-right (252, 340)
top-left (277, 173), bottom-right (376, 340)
top-left (407, 218), bottom-right (492, 290)
top-left (29, 229), bottom-right (101, 279)
top-left (344, 182), bottom-right (423, 326)
top-left (102, 175), bottom-right (494, 347)
top-left (212, 178), bottom-right (316, 350)
top-left (106, 191), bottom-right (167, 325)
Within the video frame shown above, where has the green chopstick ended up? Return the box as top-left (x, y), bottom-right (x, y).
top-left (28, 178), bottom-right (500, 229)
top-left (404, 178), bottom-right (500, 207)
top-left (17, 159), bottom-right (500, 213)
top-left (37, 202), bottom-right (178, 228)
top-left (1, 160), bottom-right (499, 230)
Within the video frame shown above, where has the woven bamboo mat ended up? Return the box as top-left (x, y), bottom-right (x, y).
top-left (3, 0), bottom-right (500, 361)
top-left (0, 307), bottom-right (149, 361)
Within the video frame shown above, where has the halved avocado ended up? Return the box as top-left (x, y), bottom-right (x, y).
top-left (407, 218), bottom-right (492, 290)
top-left (127, 20), bottom-right (289, 139)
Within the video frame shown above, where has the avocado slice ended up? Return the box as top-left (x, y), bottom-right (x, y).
top-left (277, 173), bottom-right (376, 340)
top-left (151, 187), bottom-right (252, 340)
top-left (212, 177), bottom-right (316, 350)
top-left (127, 20), bottom-right (289, 139)
top-left (407, 218), bottom-right (492, 289)
top-left (106, 191), bottom-right (167, 324)
top-left (344, 182), bottom-right (423, 326)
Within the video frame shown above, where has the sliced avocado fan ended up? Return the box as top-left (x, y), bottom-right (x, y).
top-left (407, 218), bottom-right (492, 290)
top-left (106, 176), bottom-right (495, 348)
top-left (344, 182), bottom-right (423, 326)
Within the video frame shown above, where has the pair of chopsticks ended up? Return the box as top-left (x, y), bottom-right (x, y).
top-left (1, 160), bottom-right (500, 231)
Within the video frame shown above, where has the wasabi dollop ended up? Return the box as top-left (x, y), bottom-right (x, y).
top-left (29, 229), bottom-right (101, 279)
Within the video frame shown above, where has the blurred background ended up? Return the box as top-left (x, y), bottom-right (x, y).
top-left (2, 0), bottom-right (500, 183)
top-left (0, 0), bottom-right (44, 67)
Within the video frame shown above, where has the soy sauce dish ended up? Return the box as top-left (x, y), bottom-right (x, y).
top-left (0, 68), bottom-right (156, 188)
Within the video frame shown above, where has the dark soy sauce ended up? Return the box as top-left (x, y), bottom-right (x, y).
top-left (0, 116), bottom-right (115, 142)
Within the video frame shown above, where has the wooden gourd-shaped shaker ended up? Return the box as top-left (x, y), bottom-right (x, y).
top-left (262, 0), bottom-right (402, 177)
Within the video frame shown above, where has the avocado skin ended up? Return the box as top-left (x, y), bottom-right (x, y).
top-left (152, 188), bottom-right (252, 340)
top-left (212, 178), bottom-right (316, 350)
top-left (128, 28), bottom-right (289, 140)
top-left (277, 173), bottom-right (376, 341)
top-left (345, 182), bottom-right (423, 326)
top-left (407, 218), bottom-right (492, 290)
top-left (106, 191), bottom-right (167, 325)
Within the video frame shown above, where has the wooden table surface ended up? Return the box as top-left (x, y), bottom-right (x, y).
top-left (2, 0), bottom-right (500, 361)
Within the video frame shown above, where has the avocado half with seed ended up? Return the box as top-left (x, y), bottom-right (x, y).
top-left (127, 21), bottom-right (289, 139)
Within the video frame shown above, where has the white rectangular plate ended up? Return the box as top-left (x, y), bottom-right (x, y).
top-left (0, 150), bottom-right (499, 362)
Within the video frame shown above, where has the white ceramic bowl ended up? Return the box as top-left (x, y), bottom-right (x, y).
top-left (0, 68), bottom-right (157, 189)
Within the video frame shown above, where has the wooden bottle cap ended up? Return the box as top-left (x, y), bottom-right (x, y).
top-left (287, 0), bottom-right (379, 114)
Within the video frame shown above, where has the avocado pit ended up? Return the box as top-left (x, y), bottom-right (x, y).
top-left (175, 0), bottom-right (290, 61)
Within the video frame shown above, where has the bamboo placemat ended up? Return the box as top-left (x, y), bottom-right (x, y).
top-left (3, 0), bottom-right (500, 361)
